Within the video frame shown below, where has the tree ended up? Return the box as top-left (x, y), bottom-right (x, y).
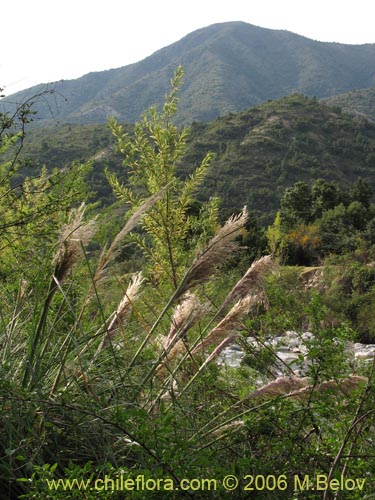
top-left (350, 177), bottom-right (372, 208)
top-left (311, 178), bottom-right (340, 219)
top-left (266, 210), bottom-right (285, 259)
top-left (107, 67), bottom-right (218, 289)
top-left (318, 203), bottom-right (354, 254)
top-left (346, 200), bottom-right (369, 230)
top-left (280, 181), bottom-right (312, 228)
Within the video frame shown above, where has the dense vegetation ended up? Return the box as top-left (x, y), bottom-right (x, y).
top-left (182, 95), bottom-right (375, 221)
top-left (1, 74), bottom-right (375, 500)
top-left (4, 94), bottom-right (375, 225)
top-left (2, 21), bottom-right (375, 126)
top-left (323, 87), bottom-right (375, 123)
top-left (274, 177), bottom-right (375, 263)
top-left (265, 177), bottom-right (375, 343)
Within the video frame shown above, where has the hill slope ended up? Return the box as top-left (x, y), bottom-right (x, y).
top-left (2, 21), bottom-right (375, 126)
top-left (8, 95), bottom-right (375, 223)
top-left (322, 87), bottom-right (375, 123)
top-left (180, 94), bottom-right (375, 221)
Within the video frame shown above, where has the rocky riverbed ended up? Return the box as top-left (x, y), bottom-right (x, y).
top-left (219, 331), bottom-right (375, 375)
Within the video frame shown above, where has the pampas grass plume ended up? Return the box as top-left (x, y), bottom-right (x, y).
top-left (53, 203), bottom-right (96, 282)
top-left (192, 294), bottom-right (258, 355)
top-left (220, 255), bottom-right (273, 312)
top-left (165, 293), bottom-right (210, 346)
top-left (248, 375), bottom-right (368, 401)
top-left (179, 207), bottom-right (248, 296)
top-left (100, 272), bottom-right (144, 349)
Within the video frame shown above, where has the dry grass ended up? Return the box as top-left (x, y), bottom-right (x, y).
top-left (91, 190), bottom-right (165, 290)
top-left (179, 207), bottom-right (248, 296)
top-left (247, 375), bottom-right (368, 401)
top-left (192, 294), bottom-right (259, 355)
top-left (219, 255), bottom-right (274, 313)
top-left (99, 272), bottom-right (144, 350)
top-left (53, 203), bottom-right (96, 282)
top-left (165, 293), bottom-right (211, 346)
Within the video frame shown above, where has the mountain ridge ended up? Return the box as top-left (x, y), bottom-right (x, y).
top-left (2, 21), bottom-right (375, 126)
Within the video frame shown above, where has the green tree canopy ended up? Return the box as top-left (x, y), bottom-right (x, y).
top-left (280, 180), bottom-right (312, 228)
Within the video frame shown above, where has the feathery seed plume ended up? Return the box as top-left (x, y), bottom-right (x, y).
top-left (100, 272), bottom-right (144, 349)
top-left (53, 203), bottom-right (96, 282)
top-left (192, 294), bottom-right (258, 355)
top-left (219, 255), bottom-right (273, 312)
top-left (294, 375), bottom-right (368, 400)
top-left (153, 293), bottom-right (210, 379)
top-left (165, 293), bottom-right (211, 346)
top-left (155, 339), bottom-right (187, 379)
top-left (93, 189), bottom-right (166, 288)
top-left (178, 207), bottom-right (248, 296)
top-left (248, 376), bottom-right (310, 400)
top-left (197, 333), bottom-right (238, 370)
top-left (247, 375), bottom-right (368, 401)
top-left (110, 190), bottom-right (166, 261)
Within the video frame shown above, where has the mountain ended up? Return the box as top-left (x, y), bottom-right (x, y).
top-left (322, 87), bottom-right (375, 122)
top-left (180, 94), bottom-right (375, 221)
top-left (2, 21), bottom-right (375, 126)
top-left (8, 94), bottom-right (375, 222)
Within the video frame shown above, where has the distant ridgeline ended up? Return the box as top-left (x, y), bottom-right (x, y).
top-left (2, 21), bottom-right (375, 127)
top-left (4, 94), bottom-right (375, 224)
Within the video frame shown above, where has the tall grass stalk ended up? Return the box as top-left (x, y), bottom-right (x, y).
top-left (121, 207), bottom-right (249, 389)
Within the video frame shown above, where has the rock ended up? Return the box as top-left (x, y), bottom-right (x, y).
top-left (353, 344), bottom-right (375, 360)
top-left (219, 332), bottom-right (375, 373)
top-left (276, 351), bottom-right (300, 366)
top-left (301, 332), bottom-right (314, 342)
top-left (218, 346), bottom-right (244, 368)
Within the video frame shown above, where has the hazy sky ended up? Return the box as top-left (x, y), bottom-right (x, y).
top-left (2, 0), bottom-right (374, 94)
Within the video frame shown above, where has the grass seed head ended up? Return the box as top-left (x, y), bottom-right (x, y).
top-left (53, 203), bottom-right (96, 282)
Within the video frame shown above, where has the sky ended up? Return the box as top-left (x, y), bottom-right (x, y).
top-left (2, 0), bottom-right (375, 95)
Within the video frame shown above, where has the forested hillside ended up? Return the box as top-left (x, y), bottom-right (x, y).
top-left (9, 94), bottom-right (375, 223)
top-left (182, 94), bottom-right (375, 221)
top-left (323, 87), bottom-right (375, 122)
